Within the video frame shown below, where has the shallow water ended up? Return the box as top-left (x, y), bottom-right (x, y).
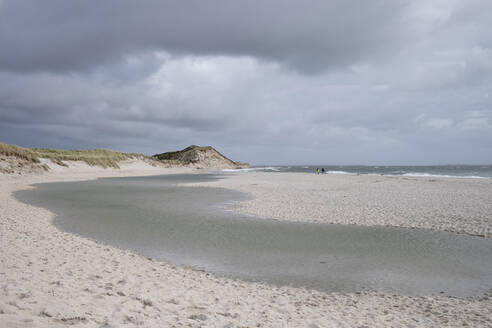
top-left (16, 174), bottom-right (492, 296)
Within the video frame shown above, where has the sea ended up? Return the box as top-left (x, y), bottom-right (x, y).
top-left (224, 165), bottom-right (492, 179)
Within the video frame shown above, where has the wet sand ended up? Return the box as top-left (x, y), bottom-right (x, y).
top-left (1, 163), bottom-right (492, 327)
top-left (199, 171), bottom-right (492, 238)
top-left (16, 174), bottom-right (492, 297)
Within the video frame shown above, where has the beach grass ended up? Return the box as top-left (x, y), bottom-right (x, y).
top-left (1, 142), bottom-right (147, 169)
top-left (0, 142), bottom-right (40, 163)
top-left (31, 148), bottom-right (143, 169)
top-left (152, 145), bottom-right (214, 164)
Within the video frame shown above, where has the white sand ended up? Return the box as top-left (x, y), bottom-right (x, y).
top-left (1, 162), bottom-right (491, 327)
top-left (200, 172), bottom-right (492, 238)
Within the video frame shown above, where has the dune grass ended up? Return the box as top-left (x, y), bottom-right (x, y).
top-left (1, 142), bottom-right (148, 169)
top-left (153, 145), bottom-right (214, 164)
top-left (31, 148), bottom-right (143, 169)
top-left (0, 142), bottom-right (40, 163)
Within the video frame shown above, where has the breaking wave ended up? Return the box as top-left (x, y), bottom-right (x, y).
top-left (222, 166), bottom-right (282, 172)
top-left (400, 173), bottom-right (486, 179)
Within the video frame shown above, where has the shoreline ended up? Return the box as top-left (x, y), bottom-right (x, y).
top-left (19, 175), bottom-right (492, 298)
top-left (196, 171), bottom-right (492, 238)
top-left (1, 164), bottom-right (492, 327)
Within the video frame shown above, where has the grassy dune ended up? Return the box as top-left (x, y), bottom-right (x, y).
top-left (152, 145), bottom-right (249, 168)
top-left (0, 142), bottom-right (40, 163)
top-left (32, 148), bottom-right (142, 168)
top-left (1, 142), bottom-right (148, 169)
top-left (153, 145), bottom-right (214, 164)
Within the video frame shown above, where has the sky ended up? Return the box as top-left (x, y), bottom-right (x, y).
top-left (0, 0), bottom-right (491, 165)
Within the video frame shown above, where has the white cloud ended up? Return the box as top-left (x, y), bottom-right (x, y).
top-left (423, 118), bottom-right (454, 129)
top-left (458, 117), bottom-right (490, 130)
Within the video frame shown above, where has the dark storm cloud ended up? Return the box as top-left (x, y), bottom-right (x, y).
top-left (0, 0), bottom-right (492, 164)
top-left (0, 0), bottom-right (409, 73)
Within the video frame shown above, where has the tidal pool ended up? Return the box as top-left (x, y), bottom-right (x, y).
top-left (16, 174), bottom-right (492, 296)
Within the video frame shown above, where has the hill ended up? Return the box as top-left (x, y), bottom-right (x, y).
top-left (0, 142), bottom-right (249, 174)
top-left (0, 142), bottom-right (164, 174)
top-left (152, 145), bottom-right (250, 169)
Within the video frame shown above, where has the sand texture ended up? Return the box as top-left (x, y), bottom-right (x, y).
top-left (200, 172), bottom-right (492, 238)
top-left (1, 165), bottom-right (492, 327)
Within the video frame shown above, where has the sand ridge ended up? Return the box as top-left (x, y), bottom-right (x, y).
top-left (1, 164), bottom-right (492, 327)
top-left (196, 171), bottom-right (492, 238)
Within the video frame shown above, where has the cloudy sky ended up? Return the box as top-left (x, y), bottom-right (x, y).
top-left (0, 0), bottom-right (491, 165)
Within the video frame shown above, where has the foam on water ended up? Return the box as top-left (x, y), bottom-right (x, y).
top-left (223, 166), bottom-right (282, 172)
top-left (236, 165), bottom-right (492, 179)
top-left (401, 173), bottom-right (486, 179)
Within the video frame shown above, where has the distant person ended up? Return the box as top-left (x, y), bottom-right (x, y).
top-left (316, 168), bottom-right (320, 174)
top-left (321, 168), bottom-right (325, 174)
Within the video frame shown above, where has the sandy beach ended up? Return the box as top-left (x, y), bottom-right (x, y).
top-left (2, 0), bottom-right (492, 326)
top-left (200, 171), bottom-right (492, 238)
top-left (1, 163), bottom-right (492, 327)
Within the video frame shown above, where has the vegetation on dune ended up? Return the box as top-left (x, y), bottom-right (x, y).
top-left (152, 145), bottom-right (249, 168)
top-left (1, 142), bottom-right (247, 172)
top-left (31, 148), bottom-right (144, 169)
top-left (152, 145), bottom-right (215, 164)
top-left (0, 142), bottom-right (150, 169)
top-left (0, 142), bottom-right (40, 163)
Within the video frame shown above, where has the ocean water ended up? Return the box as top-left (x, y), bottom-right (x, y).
top-left (225, 165), bottom-right (492, 178)
top-left (16, 174), bottom-right (492, 297)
